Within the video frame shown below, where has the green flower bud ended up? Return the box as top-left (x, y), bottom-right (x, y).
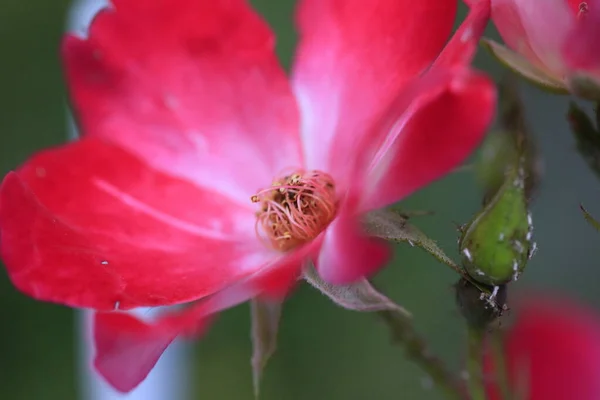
top-left (478, 129), bottom-right (541, 205)
top-left (477, 130), bottom-right (517, 199)
top-left (478, 77), bottom-right (542, 205)
top-left (459, 165), bottom-right (534, 286)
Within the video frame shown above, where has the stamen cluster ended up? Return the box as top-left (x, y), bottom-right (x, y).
top-left (251, 170), bottom-right (337, 251)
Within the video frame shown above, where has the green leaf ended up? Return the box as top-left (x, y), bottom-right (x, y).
top-left (580, 204), bottom-right (600, 232)
top-left (250, 299), bottom-right (283, 399)
top-left (481, 39), bottom-right (568, 94)
top-left (364, 208), bottom-right (462, 275)
top-left (303, 263), bottom-right (410, 316)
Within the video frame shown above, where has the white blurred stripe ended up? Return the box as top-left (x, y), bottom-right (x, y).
top-left (77, 310), bottom-right (191, 400)
top-left (67, 1), bottom-right (191, 399)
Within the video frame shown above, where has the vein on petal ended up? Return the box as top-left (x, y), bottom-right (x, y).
top-left (93, 178), bottom-right (235, 240)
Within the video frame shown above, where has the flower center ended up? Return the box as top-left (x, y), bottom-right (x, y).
top-left (251, 169), bottom-right (337, 252)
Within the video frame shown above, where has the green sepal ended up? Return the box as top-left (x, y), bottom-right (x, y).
top-left (250, 299), bottom-right (283, 399)
top-left (364, 209), bottom-right (462, 275)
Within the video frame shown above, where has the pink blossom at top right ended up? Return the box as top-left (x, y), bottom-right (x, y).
top-left (475, 0), bottom-right (600, 98)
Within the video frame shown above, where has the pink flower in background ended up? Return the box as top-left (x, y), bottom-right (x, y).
top-left (475, 0), bottom-right (600, 94)
top-left (0, 0), bottom-right (495, 392)
top-left (485, 297), bottom-right (600, 400)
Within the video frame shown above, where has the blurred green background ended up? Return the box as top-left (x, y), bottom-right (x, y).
top-left (1, 1), bottom-right (599, 399)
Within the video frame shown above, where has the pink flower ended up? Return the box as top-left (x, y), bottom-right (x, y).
top-left (0, 0), bottom-right (495, 392)
top-left (475, 0), bottom-right (600, 94)
top-left (485, 296), bottom-right (600, 400)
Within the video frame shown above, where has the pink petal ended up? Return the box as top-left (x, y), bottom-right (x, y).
top-left (0, 138), bottom-right (272, 310)
top-left (94, 253), bottom-right (305, 392)
top-left (360, 68), bottom-right (496, 211)
top-left (93, 311), bottom-right (200, 393)
top-left (490, 0), bottom-right (573, 77)
top-left (316, 196), bottom-right (390, 284)
top-left (291, 0), bottom-right (457, 184)
top-left (485, 296), bottom-right (600, 400)
top-left (563, 1), bottom-right (600, 76)
top-left (566, 0), bottom-right (596, 15)
top-left (63, 0), bottom-right (302, 203)
top-left (432, 0), bottom-right (491, 69)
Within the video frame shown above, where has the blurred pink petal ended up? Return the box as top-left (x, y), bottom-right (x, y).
top-left (486, 296), bottom-right (600, 400)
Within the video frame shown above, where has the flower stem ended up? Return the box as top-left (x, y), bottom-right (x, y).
top-left (490, 329), bottom-right (512, 400)
top-left (466, 328), bottom-right (486, 400)
top-left (377, 310), bottom-right (464, 400)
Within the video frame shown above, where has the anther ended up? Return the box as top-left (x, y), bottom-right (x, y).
top-left (251, 169), bottom-right (337, 251)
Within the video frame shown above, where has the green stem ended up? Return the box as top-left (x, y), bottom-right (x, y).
top-left (466, 328), bottom-right (486, 400)
top-left (490, 329), bottom-right (512, 400)
top-left (378, 310), bottom-right (464, 400)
